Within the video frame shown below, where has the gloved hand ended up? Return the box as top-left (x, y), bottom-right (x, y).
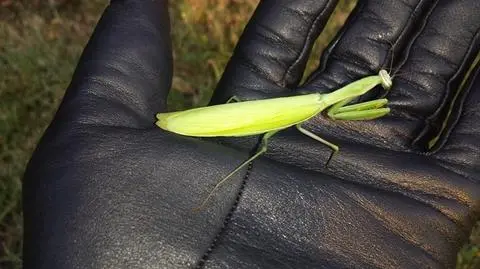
top-left (23, 0), bottom-right (480, 268)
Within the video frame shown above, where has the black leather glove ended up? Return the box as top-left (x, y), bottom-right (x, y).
top-left (23, 0), bottom-right (480, 268)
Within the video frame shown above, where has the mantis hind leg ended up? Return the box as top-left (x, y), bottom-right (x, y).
top-left (194, 129), bottom-right (280, 211)
top-left (296, 124), bottom-right (338, 167)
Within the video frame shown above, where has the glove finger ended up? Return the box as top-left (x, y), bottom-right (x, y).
top-left (291, 0), bottom-right (431, 151)
top-left (300, 0), bottom-right (480, 153)
top-left (210, 0), bottom-right (339, 104)
top-left (52, 0), bottom-right (172, 129)
top-left (433, 61), bottom-right (480, 173)
top-left (301, 0), bottom-right (432, 92)
top-left (390, 0), bottom-right (480, 151)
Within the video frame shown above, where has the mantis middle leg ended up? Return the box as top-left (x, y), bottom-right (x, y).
top-left (296, 124), bottom-right (339, 166)
top-left (226, 96), bottom-right (242, 103)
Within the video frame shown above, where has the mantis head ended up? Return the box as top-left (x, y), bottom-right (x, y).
top-left (379, 69), bottom-right (392, 90)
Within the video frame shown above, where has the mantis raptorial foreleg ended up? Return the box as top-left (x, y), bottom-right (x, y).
top-left (326, 96), bottom-right (355, 116)
top-left (332, 98), bottom-right (388, 114)
top-left (194, 129), bottom-right (281, 211)
top-left (328, 98), bottom-right (390, 120)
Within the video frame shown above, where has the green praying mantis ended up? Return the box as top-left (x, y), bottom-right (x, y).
top-left (156, 69), bottom-right (393, 209)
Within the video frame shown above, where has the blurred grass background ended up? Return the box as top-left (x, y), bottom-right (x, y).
top-left (0, 1), bottom-right (478, 268)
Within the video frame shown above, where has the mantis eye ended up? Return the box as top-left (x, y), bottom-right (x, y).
top-left (379, 69), bottom-right (392, 90)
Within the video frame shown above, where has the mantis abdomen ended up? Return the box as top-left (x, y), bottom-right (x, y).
top-left (156, 93), bottom-right (322, 137)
